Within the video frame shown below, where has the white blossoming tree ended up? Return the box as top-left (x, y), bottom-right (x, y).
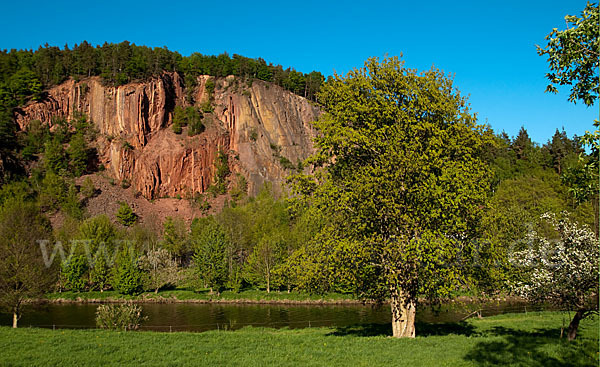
top-left (511, 213), bottom-right (598, 340)
top-left (139, 248), bottom-right (179, 294)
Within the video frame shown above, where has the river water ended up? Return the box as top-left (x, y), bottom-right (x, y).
top-left (0, 300), bottom-right (547, 332)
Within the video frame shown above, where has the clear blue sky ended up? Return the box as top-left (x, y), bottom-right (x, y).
top-left (1, 0), bottom-right (597, 144)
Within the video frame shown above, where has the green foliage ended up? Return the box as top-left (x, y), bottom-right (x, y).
top-left (112, 248), bottom-right (144, 295)
top-left (204, 78), bottom-right (215, 95)
top-left (242, 187), bottom-right (291, 292)
top-left (0, 199), bottom-right (54, 325)
top-left (38, 172), bottom-right (68, 211)
top-left (61, 255), bottom-right (89, 292)
top-left (172, 106), bottom-right (204, 136)
top-left (172, 122), bottom-right (182, 134)
top-left (61, 183), bottom-right (84, 219)
top-left (4, 67), bottom-right (42, 106)
top-left (230, 174), bottom-right (248, 203)
top-left (249, 128), bottom-right (258, 142)
top-left (116, 202), bottom-right (137, 227)
top-left (190, 193), bottom-right (211, 213)
top-left (208, 150), bottom-right (230, 196)
top-left (537, 2), bottom-right (599, 106)
top-left (80, 177), bottom-right (96, 199)
top-left (78, 215), bottom-right (118, 253)
top-left (162, 216), bottom-right (189, 261)
top-left (95, 303), bottom-right (146, 331)
top-left (279, 156), bottom-right (295, 170)
top-left (89, 255), bottom-right (111, 292)
top-left (200, 100), bottom-right (214, 113)
top-left (139, 248), bottom-right (179, 293)
top-left (43, 138), bottom-right (67, 174)
top-left (289, 56), bottom-right (494, 336)
top-left (0, 313), bottom-right (597, 365)
top-left (191, 219), bottom-right (229, 293)
top-left (18, 119), bottom-right (50, 160)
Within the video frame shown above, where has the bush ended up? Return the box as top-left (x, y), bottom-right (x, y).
top-left (112, 249), bottom-right (144, 295)
top-left (188, 118), bottom-right (204, 136)
top-left (95, 303), bottom-right (146, 331)
top-left (279, 156), bottom-right (295, 170)
top-left (61, 255), bottom-right (89, 292)
top-left (172, 121), bottom-right (182, 134)
top-left (249, 128), bottom-right (258, 142)
top-left (200, 100), bottom-right (213, 113)
top-left (116, 202), bottom-right (137, 227)
top-left (80, 177), bottom-right (96, 199)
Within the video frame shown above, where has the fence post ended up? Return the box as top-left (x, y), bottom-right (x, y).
top-left (170, 325), bottom-right (172, 333)
top-left (53, 324), bottom-right (55, 330)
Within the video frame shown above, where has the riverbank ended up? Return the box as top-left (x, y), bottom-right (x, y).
top-left (1, 312), bottom-right (597, 366)
top-left (42, 289), bottom-right (520, 306)
top-left (43, 289), bottom-right (366, 305)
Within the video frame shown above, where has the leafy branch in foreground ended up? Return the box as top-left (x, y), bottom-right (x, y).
top-left (537, 2), bottom-right (599, 106)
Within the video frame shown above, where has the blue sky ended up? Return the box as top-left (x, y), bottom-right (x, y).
top-left (1, 0), bottom-right (597, 144)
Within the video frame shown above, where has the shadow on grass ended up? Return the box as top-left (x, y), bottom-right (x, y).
top-left (464, 326), bottom-right (598, 367)
top-left (328, 321), bottom-right (477, 337)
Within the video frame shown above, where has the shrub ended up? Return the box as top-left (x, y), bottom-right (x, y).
top-left (191, 193), bottom-right (211, 213)
top-left (188, 118), bottom-right (204, 136)
top-left (95, 303), bottom-right (146, 331)
top-left (279, 156), bottom-right (294, 170)
top-left (116, 202), bottom-right (137, 227)
top-left (80, 177), bottom-right (96, 199)
top-left (172, 122), bottom-right (182, 134)
top-left (249, 128), bottom-right (258, 142)
top-left (230, 174), bottom-right (248, 202)
top-left (112, 249), bottom-right (144, 295)
top-left (61, 255), bottom-right (89, 292)
top-left (61, 183), bottom-right (84, 219)
top-left (200, 100), bottom-right (213, 113)
top-left (120, 179), bottom-right (131, 189)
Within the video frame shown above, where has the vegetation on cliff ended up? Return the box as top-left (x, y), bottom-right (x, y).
top-left (0, 41), bottom-right (324, 111)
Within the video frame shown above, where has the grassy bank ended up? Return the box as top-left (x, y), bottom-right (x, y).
top-left (1, 312), bottom-right (597, 366)
top-left (44, 289), bottom-right (359, 304)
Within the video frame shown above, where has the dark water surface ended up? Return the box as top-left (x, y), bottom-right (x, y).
top-left (1, 300), bottom-right (547, 332)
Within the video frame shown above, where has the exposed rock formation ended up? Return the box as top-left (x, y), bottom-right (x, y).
top-left (14, 73), bottom-right (319, 198)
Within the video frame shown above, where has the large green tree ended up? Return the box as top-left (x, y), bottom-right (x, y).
top-left (191, 219), bottom-right (229, 295)
top-left (291, 57), bottom-right (493, 338)
top-left (0, 200), bottom-right (54, 327)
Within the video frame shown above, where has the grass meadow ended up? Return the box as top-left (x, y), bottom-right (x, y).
top-left (1, 312), bottom-right (597, 366)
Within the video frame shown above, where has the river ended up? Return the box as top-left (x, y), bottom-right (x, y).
top-left (0, 300), bottom-right (548, 332)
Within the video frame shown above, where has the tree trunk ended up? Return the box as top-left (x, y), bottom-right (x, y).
top-left (266, 275), bottom-right (270, 293)
top-left (567, 309), bottom-right (585, 341)
top-left (390, 287), bottom-right (416, 338)
top-left (12, 312), bottom-right (18, 328)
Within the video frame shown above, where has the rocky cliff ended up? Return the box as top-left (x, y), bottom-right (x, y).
top-left (14, 73), bottom-right (319, 198)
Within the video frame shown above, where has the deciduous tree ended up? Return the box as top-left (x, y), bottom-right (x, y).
top-left (511, 213), bottom-right (598, 340)
top-left (0, 200), bottom-right (54, 327)
top-left (290, 56), bottom-right (493, 338)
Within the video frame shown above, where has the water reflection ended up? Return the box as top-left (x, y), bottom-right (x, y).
top-left (0, 300), bottom-right (548, 332)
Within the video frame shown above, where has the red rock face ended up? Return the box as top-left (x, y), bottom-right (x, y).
top-left (14, 73), bottom-right (319, 199)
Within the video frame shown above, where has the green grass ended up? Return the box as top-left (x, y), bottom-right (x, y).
top-left (1, 312), bottom-right (597, 366)
top-left (44, 289), bottom-right (356, 303)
